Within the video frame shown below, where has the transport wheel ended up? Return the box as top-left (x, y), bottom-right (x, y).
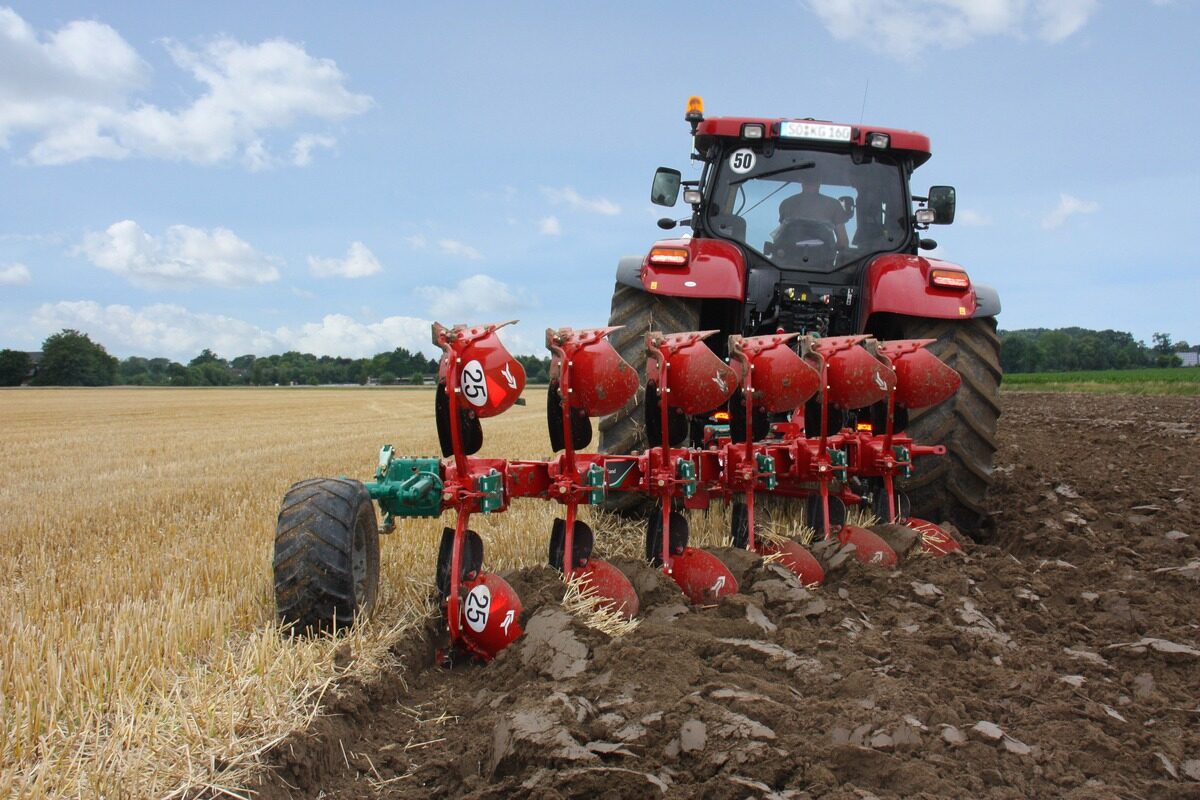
top-left (598, 282), bottom-right (700, 514)
top-left (890, 316), bottom-right (1002, 540)
top-left (274, 477), bottom-right (381, 635)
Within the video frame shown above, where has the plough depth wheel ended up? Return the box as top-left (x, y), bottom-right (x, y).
top-left (274, 477), bottom-right (381, 635)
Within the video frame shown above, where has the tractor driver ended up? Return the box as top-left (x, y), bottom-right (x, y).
top-left (778, 177), bottom-right (850, 250)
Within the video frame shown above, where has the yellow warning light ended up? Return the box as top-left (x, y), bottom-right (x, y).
top-left (713, 410), bottom-right (731, 422)
top-left (856, 422), bottom-right (874, 433)
top-left (686, 96), bottom-right (704, 116)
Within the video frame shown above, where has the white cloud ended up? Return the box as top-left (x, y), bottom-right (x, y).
top-left (538, 215), bottom-right (562, 236)
top-left (78, 220), bottom-right (281, 288)
top-left (0, 8), bottom-right (371, 166)
top-left (307, 241), bottom-right (382, 278)
top-left (290, 133), bottom-right (336, 166)
top-left (957, 209), bottom-right (993, 226)
top-left (542, 186), bottom-right (621, 216)
top-left (1042, 193), bottom-right (1099, 230)
top-left (241, 138), bottom-right (273, 171)
top-left (1034, 0), bottom-right (1099, 42)
top-left (806, 0), bottom-right (1098, 61)
top-left (437, 239), bottom-right (484, 260)
top-left (277, 314), bottom-right (433, 358)
top-left (32, 301), bottom-right (279, 358)
top-left (416, 274), bottom-right (528, 320)
top-left (0, 262), bottom-right (32, 285)
top-left (30, 300), bottom-right (439, 359)
top-left (403, 235), bottom-right (483, 259)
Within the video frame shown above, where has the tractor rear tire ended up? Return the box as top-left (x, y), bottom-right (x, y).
top-left (893, 316), bottom-right (1002, 540)
top-left (598, 283), bottom-right (701, 514)
top-left (274, 477), bottom-right (380, 635)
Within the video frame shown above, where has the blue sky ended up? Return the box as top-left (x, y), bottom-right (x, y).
top-left (1, 1), bottom-right (1196, 359)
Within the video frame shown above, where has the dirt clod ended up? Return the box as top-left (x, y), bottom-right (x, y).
top-left (679, 719), bottom-right (706, 753)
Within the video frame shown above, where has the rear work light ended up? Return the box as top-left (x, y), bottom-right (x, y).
top-left (683, 189), bottom-right (703, 204)
top-left (929, 268), bottom-right (970, 290)
top-left (741, 123), bottom-right (765, 139)
top-left (648, 247), bottom-right (689, 267)
top-left (867, 132), bottom-right (890, 149)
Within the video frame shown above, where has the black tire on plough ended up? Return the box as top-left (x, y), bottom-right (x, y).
top-left (893, 315), bottom-right (1002, 540)
top-left (598, 282), bottom-right (701, 515)
top-left (274, 477), bottom-right (381, 635)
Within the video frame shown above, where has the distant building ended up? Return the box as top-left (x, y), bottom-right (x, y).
top-left (1179, 351), bottom-right (1199, 367)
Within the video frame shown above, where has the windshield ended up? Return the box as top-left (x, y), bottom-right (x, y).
top-left (707, 146), bottom-right (909, 273)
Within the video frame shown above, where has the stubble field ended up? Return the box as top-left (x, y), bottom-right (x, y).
top-left (0, 387), bottom-right (572, 798)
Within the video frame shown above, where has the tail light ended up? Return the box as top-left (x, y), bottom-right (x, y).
top-left (648, 247), bottom-right (689, 267)
top-left (929, 269), bottom-right (970, 290)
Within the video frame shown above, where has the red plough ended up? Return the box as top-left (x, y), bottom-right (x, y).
top-left (280, 319), bottom-right (968, 664)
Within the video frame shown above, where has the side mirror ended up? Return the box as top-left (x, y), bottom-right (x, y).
top-left (927, 185), bottom-right (956, 224)
top-left (651, 167), bottom-right (682, 207)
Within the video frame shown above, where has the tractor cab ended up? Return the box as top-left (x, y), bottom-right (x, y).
top-left (649, 97), bottom-right (956, 338)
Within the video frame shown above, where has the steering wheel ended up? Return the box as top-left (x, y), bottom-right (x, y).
top-left (768, 219), bottom-right (838, 266)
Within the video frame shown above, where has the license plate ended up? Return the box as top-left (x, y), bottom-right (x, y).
top-left (779, 121), bottom-right (852, 142)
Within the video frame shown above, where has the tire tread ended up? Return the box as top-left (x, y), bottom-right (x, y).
top-left (272, 477), bottom-right (379, 635)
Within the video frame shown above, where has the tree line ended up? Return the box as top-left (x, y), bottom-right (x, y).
top-left (0, 329), bottom-right (553, 387)
top-left (999, 328), bottom-right (1194, 373)
top-left (2, 326), bottom-right (1195, 387)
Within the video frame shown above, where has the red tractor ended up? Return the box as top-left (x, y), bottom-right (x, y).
top-left (600, 97), bottom-right (1001, 536)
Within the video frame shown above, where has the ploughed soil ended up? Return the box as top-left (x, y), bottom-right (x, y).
top-left (253, 393), bottom-right (1200, 799)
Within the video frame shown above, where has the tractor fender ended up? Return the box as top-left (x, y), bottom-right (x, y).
top-left (863, 254), bottom-right (979, 322)
top-left (615, 255), bottom-right (644, 290)
top-left (629, 238), bottom-right (746, 300)
top-left (972, 281), bottom-right (1002, 318)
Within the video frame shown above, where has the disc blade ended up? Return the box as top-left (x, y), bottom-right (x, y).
top-left (907, 517), bottom-right (962, 556)
top-left (670, 546), bottom-right (739, 604)
top-left (837, 525), bottom-right (898, 567)
top-left (576, 559), bottom-right (640, 619)
top-left (760, 540), bottom-right (825, 586)
top-left (459, 573), bottom-right (523, 662)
